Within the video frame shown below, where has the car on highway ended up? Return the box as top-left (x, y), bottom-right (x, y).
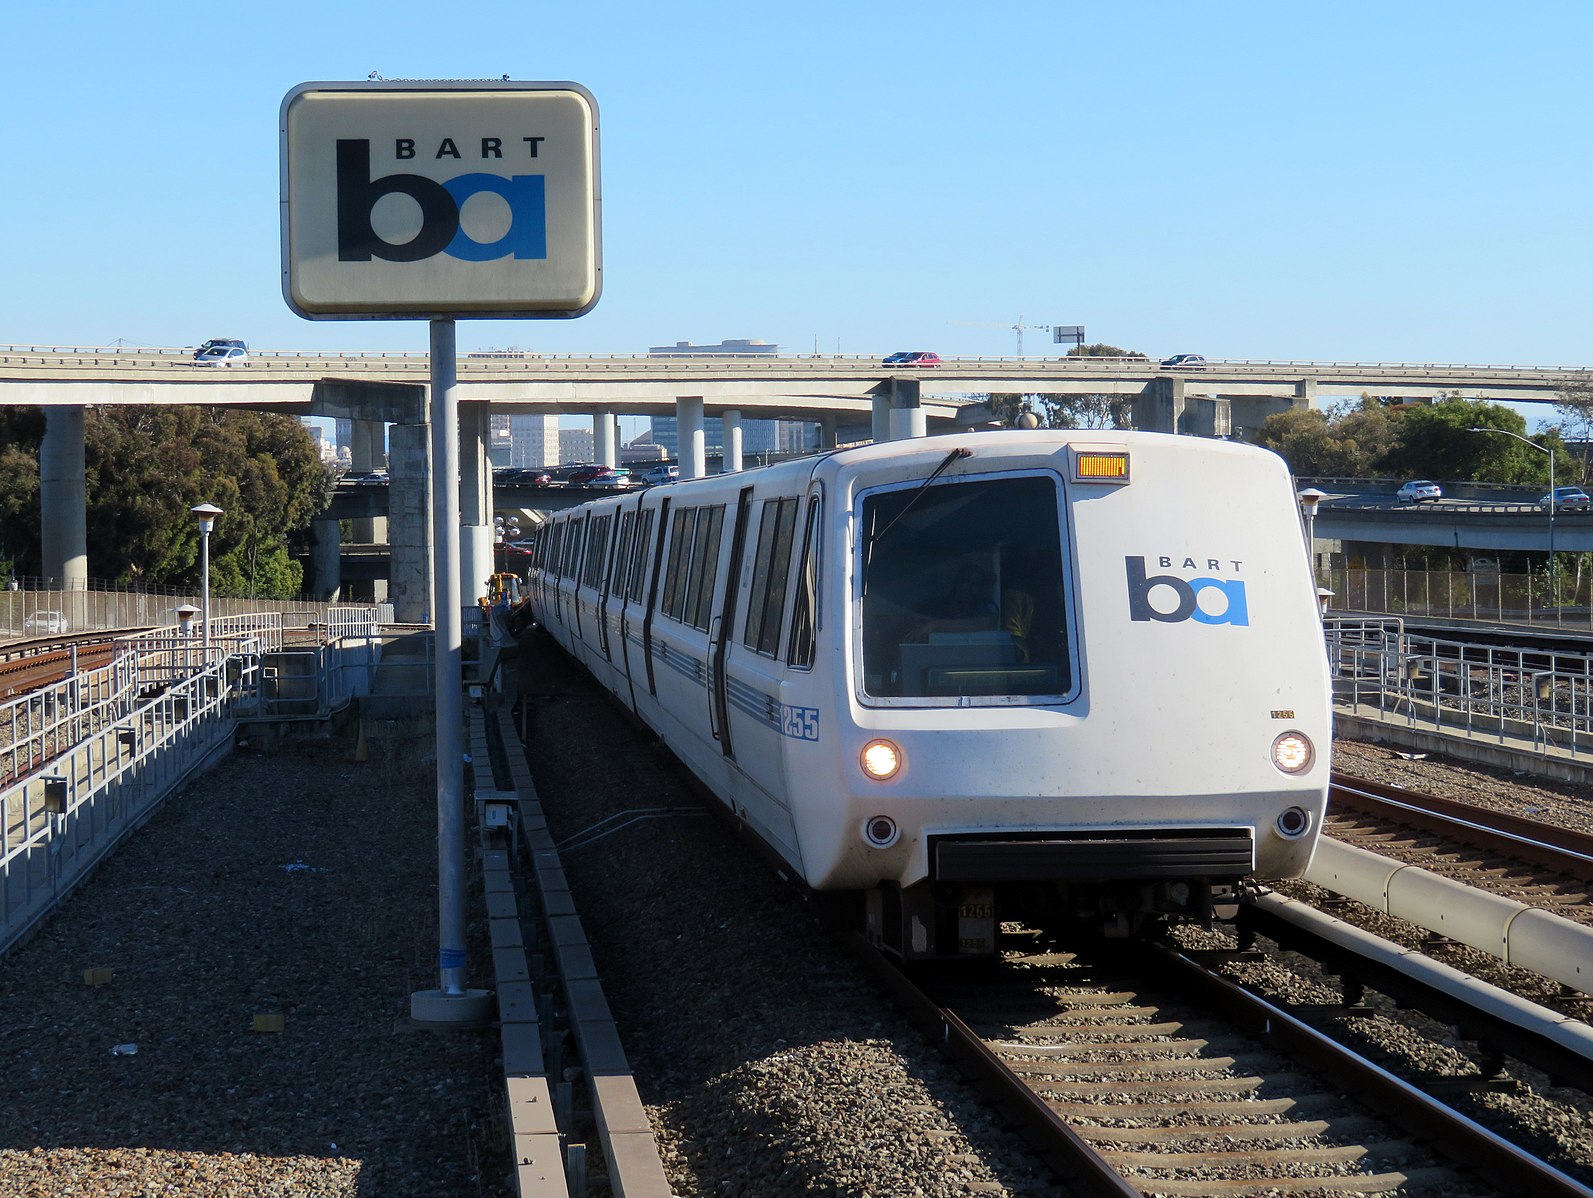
top-left (882, 351), bottom-right (941, 367)
top-left (588, 470), bottom-right (636, 490)
top-left (527, 471), bottom-right (553, 487)
top-left (1538, 487), bottom-right (1592, 511)
top-left (567, 465), bottom-right (608, 487)
top-left (1396, 480), bottom-right (1443, 503)
top-left (1160, 353), bottom-right (1207, 369)
top-left (23, 610), bottom-right (68, 636)
top-left (345, 469), bottom-right (388, 486)
top-left (642, 465), bottom-right (679, 486)
top-left (192, 345), bottom-right (249, 367)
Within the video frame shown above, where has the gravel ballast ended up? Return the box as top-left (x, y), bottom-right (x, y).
top-left (0, 722), bottom-right (513, 1198)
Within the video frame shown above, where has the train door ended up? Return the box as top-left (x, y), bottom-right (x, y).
top-left (619, 503), bottom-right (654, 714)
top-left (601, 508), bottom-right (635, 666)
top-left (709, 488), bottom-right (754, 758)
top-left (641, 496), bottom-right (671, 697)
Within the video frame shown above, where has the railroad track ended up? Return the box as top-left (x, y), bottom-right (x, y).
top-left (851, 928), bottom-right (1592, 1198)
top-left (1328, 771), bottom-right (1593, 902)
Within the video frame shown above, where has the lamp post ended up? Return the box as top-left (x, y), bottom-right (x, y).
top-left (1297, 488), bottom-right (1326, 589)
top-left (190, 503), bottom-right (223, 649)
top-left (1468, 428), bottom-right (1554, 602)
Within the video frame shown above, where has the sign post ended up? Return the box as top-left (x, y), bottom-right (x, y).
top-left (281, 80), bottom-right (600, 1023)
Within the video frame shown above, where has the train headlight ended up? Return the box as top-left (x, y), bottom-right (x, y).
top-left (860, 739), bottom-right (902, 781)
top-left (1270, 730), bottom-right (1315, 775)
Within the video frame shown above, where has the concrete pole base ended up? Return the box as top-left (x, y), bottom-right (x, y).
top-left (410, 987), bottom-right (494, 1024)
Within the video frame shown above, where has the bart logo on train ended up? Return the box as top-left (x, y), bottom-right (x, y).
top-left (1124, 556), bottom-right (1249, 626)
top-left (335, 139), bottom-right (547, 263)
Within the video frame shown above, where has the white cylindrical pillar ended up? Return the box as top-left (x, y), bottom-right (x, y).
top-left (678, 397), bottom-right (706, 479)
top-left (594, 411), bottom-right (618, 469)
top-left (722, 410), bottom-right (743, 473)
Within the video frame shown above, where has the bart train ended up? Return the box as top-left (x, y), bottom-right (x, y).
top-left (529, 431), bottom-right (1330, 958)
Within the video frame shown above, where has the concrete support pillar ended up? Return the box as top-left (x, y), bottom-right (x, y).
top-left (309, 517), bottom-right (342, 602)
top-left (722, 410), bottom-right (743, 473)
top-left (386, 421), bottom-right (433, 624)
top-left (1134, 376), bottom-right (1185, 434)
top-left (1294, 378), bottom-right (1318, 410)
top-left (459, 403), bottom-right (493, 606)
top-left (820, 415), bottom-right (838, 450)
top-left (350, 418), bottom-right (388, 600)
top-left (886, 377), bottom-right (925, 440)
top-left (594, 411), bottom-right (618, 469)
top-left (872, 396), bottom-right (891, 443)
top-left (41, 406), bottom-right (88, 589)
top-left (678, 397), bottom-right (706, 479)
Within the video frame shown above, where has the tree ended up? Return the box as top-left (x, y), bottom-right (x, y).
top-left (986, 343), bottom-right (1145, 430)
top-left (1552, 377), bottom-right (1593, 485)
top-left (1380, 398), bottom-right (1551, 485)
top-left (1, 406), bottom-right (330, 597)
top-left (1254, 395), bottom-right (1400, 476)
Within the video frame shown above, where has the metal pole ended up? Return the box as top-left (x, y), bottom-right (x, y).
top-left (1549, 449), bottom-right (1556, 609)
top-left (200, 529), bottom-right (210, 650)
top-left (431, 316), bottom-right (467, 998)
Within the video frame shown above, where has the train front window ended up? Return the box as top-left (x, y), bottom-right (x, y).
top-left (859, 474), bottom-right (1071, 702)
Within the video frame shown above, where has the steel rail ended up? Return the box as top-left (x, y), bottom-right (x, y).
top-left (1330, 771), bottom-right (1593, 882)
top-left (1148, 940), bottom-right (1593, 1198)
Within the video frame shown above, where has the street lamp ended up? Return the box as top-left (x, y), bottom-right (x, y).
top-left (1297, 488), bottom-right (1326, 590)
top-left (1468, 428), bottom-right (1555, 601)
top-left (190, 503), bottom-right (223, 649)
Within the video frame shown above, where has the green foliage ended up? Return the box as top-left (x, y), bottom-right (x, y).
top-left (2, 407), bottom-right (327, 598)
top-left (1258, 394), bottom-right (1556, 485)
top-left (986, 343), bottom-right (1146, 430)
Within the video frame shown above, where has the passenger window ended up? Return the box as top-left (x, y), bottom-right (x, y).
top-left (687, 505), bottom-right (724, 631)
top-left (859, 474), bottom-right (1070, 702)
top-left (744, 498), bottom-right (797, 657)
top-left (610, 512), bottom-right (635, 600)
top-left (662, 508), bottom-right (695, 623)
top-left (629, 510), bottom-right (655, 604)
top-left (583, 514), bottom-right (611, 589)
top-left (787, 497), bottom-right (820, 670)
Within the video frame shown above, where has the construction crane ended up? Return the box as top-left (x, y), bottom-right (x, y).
top-left (950, 316), bottom-right (1081, 357)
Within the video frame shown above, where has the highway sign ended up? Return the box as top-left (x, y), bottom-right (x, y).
top-left (280, 80), bottom-right (601, 320)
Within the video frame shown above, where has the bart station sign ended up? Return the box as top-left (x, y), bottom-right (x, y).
top-left (280, 80), bottom-right (601, 320)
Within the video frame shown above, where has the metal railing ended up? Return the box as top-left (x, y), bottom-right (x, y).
top-left (1330, 564), bottom-right (1593, 630)
top-left (1326, 615), bottom-right (1593, 757)
top-left (0, 608), bottom-right (383, 956)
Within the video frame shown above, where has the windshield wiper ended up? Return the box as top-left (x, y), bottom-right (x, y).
top-left (867, 447), bottom-right (972, 549)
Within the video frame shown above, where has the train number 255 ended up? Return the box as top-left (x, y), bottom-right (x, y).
top-left (780, 705), bottom-right (820, 742)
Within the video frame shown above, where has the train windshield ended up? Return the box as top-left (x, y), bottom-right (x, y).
top-left (858, 473), bottom-right (1071, 703)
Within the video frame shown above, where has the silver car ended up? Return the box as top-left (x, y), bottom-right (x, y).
top-left (23, 610), bottom-right (69, 635)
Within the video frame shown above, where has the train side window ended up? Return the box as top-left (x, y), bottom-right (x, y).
top-left (687, 504), bottom-right (725, 632)
top-left (582, 514), bottom-right (611, 589)
top-left (786, 496), bottom-right (821, 670)
top-left (628, 509), bottom-right (655, 604)
top-left (545, 523), bottom-right (562, 578)
top-left (610, 511), bottom-right (635, 601)
top-left (563, 519), bottom-right (586, 580)
top-left (662, 507), bottom-right (695, 623)
top-left (744, 497), bottom-right (797, 657)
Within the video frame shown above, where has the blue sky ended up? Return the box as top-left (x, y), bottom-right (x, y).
top-left (4, 1), bottom-right (1589, 371)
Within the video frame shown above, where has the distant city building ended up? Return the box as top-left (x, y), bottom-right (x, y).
top-left (647, 339), bottom-right (778, 357)
top-left (559, 428), bottom-right (595, 463)
top-left (488, 414), bottom-right (513, 468)
top-left (509, 415), bottom-right (560, 467)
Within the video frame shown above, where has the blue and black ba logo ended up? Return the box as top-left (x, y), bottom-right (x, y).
top-left (336, 139), bottom-right (547, 263)
top-left (1125, 556), bottom-right (1249, 626)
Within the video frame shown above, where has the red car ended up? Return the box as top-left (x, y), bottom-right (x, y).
top-left (883, 351), bottom-right (941, 367)
top-left (567, 465), bottom-right (606, 487)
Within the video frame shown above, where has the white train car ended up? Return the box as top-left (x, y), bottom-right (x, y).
top-left (530, 431), bottom-right (1330, 958)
